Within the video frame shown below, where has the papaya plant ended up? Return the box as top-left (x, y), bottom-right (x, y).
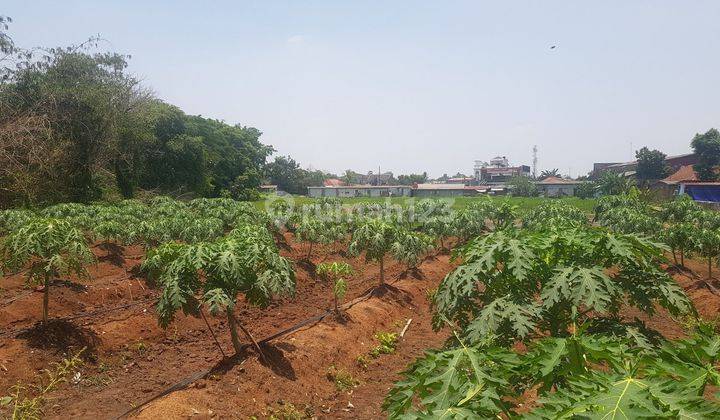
top-left (522, 200), bottom-right (589, 230)
top-left (434, 226), bottom-right (692, 345)
top-left (384, 325), bottom-right (720, 418)
top-left (662, 221), bottom-right (696, 267)
top-left (348, 218), bottom-right (399, 285)
top-left (316, 261), bottom-right (353, 314)
top-left (0, 218), bottom-right (94, 323)
top-left (421, 215), bottom-right (454, 250)
top-left (695, 210), bottom-right (720, 280)
top-left (152, 222), bottom-right (295, 357)
top-left (295, 216), bottom-right (343, 260)
top-left (391, 230), bottom-right (434, 270)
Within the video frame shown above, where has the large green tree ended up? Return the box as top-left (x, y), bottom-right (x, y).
top-left (0, 26), bottom-right (272, 206)
top-left (635, 147), bottom-right (668, 182)
top-left (691, 128), bottom-right (720, 181)
top-left (264, 155), bottom-right (330, 195)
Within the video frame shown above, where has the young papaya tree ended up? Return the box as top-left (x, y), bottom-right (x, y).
top-left (695, 210), bottom-right (720, 281)
top-left (153, 223), bottom-right (295, 357)
top-left (295, 216), bottom-right (342, 260)
top-left (348, 218), bottom-right (398, 285)
top-left (0, 218), bottom-right (94, 323)
top-left (521, 201), bottom-right (589, 230)
top-left (433, 226), bottom-right (692, 345)
top-left (316, 261), bottom-right (353, 314)
top-left (421, 215), bottom-right (454, 250)
top-left (662, 221), bottom-right (696, 267)
top-left (391, 230), bottom-right (434, 271)
top-left (384, 325), bottom-right (720, 418)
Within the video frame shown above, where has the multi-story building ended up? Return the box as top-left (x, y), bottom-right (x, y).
top-left (474, 156), bottom-right (531, 184)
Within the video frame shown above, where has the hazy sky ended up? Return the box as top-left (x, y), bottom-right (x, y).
top-left (4, 1), bottom-right (720, 177)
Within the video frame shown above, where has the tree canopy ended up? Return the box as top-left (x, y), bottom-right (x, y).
top-left (635, 147), bottom-right (668, 182)
top-left (691, 128), bottom-right (720, 181)
top-left (0, 22), bottom-right (272, 207)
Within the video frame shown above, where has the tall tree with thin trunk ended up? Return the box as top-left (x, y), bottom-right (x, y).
top-left (0, 218), bottom-right (93, 323)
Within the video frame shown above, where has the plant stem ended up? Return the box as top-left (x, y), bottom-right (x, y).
top-left (42, 274), bottom-right (50, 324)
top-left (227, 307), bottom-right (268, 364)
top-left (379, 256), bottom-right (385, 285)
top-left (226, 307), bottom-right (243, 354)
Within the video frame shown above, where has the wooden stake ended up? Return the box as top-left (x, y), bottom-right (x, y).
top-left (400, 318), bottom-right (412, 339)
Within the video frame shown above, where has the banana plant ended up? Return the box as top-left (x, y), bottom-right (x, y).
top-left (316, 261), bottom-right (353, 314)
top-left (0, 218), bottom-right (94, 323)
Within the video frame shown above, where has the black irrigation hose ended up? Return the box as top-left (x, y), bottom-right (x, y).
top-left (113, 282), bottom-right (396, 419)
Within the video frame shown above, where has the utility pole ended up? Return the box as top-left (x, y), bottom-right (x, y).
top-left (532, 145), bottom-right (538, 179)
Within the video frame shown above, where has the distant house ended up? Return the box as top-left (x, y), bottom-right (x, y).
top-left (535, 177), bottom-right (582, 197)
top-left (446, 177), bottom-right (475, 185)
top-left (323, 178), bottom-right (346, 187)
top-left (592, 153), bottom-right (698, 179)
top-left (654, 165), bottom-right (720, 203)
top-left (474, 157), bottom-right (531, 183)
top-left (414, 184), bottom-right (474, 197)
top-left (307, 185), bottom-right (412, 198)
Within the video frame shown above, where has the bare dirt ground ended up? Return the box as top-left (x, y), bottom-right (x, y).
top-left (1, 233), bottom-right (718, 419)
top-left (0, 234), bottom-right (453, 419)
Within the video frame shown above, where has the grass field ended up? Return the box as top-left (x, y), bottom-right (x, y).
top-left (254, 195), bottom-right (597, 214)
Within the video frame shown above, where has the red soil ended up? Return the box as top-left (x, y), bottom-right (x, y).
top-left (0, 234), bottom-right (453, 419)
top-left (0, 234), bottom-right (718, 419)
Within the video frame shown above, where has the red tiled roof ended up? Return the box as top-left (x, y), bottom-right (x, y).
top-left (323, 178), bottom-right (346, 187)
top-left (662, 165), bottom-right (698, 183)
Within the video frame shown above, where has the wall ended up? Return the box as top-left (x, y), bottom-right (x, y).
top-left (538, 184), bottom-right (577, 197)
top-left (307, 187), bottom-right (412, 197)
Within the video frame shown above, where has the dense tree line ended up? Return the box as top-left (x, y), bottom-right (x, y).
top-left (263, 155), bottom-right (333, 195)
top-left (0, 20), bottom-right (271, 208)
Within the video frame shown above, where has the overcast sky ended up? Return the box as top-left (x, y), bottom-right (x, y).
top-left (4, 1), bottom-right (719, 178)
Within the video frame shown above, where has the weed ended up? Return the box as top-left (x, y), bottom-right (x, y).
top-left (326, 365), bottom-right (359, 391)
top-left (370, 331), bottom-right (398, 358)
top-left (355, 354), bottom-right (371, 370)
top-left (133, 341), bottom-right (148, 354)
top-left (267, 402), bottom-right (313, 420)
top-left (425, 287), bottom-right (437, 306)
top-left (1, 348), bottom-right (85, 419)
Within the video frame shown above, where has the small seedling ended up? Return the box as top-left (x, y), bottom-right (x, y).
top-left (316, 262), bottom-right (353, 314)
top-left (1, 348), bottom-right (85, 418)
top-left (355, 354), bottom-right (370, 370)
top-left (370, 331), bottom-right (398, 358)
top-left (327, 365), bottom-right (359, 391)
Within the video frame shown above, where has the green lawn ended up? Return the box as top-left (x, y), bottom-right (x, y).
top-left (254, 195), bottom-right (596, 214)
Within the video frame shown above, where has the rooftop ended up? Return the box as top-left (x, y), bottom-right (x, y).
top-left (537, 176), bottom-right (583, 185)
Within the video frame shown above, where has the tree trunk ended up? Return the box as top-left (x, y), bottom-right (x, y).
top-left (680, 249), bottom-right (685, 267)
top-left (226, 307), bottom-right (268, 363)
top-left (379, 257), bottom-right (385, 285)
top-left (226, 307), bottom-right (243, 354)
top-left (42, 274), bottom-right (50, 324)
top-left (307, 242), bottom-right (313, 260)
top-left (672, 249), bottom-right (678, 265)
